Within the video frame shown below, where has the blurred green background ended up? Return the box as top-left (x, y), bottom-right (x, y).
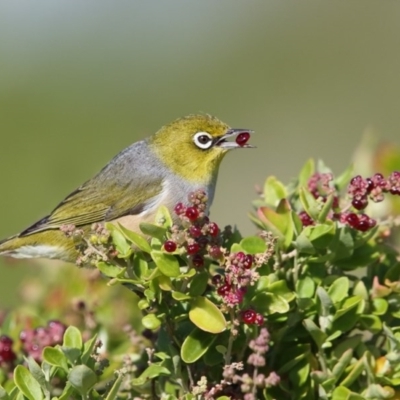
top-left (1, 1), bottom-right (400, 306)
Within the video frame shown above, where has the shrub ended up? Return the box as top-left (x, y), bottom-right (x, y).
top-left (1, 154), bottom-right (400, 399)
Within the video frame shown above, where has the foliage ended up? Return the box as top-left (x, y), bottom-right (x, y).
top-left (1, 151), bottom-right (400, 399)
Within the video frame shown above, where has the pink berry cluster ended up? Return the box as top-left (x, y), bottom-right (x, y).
top-left (348, 172), bottom-right (400, 210)
top-left (20, 320), bottom-right (66, 362)
top-left (298, 172), bottom-right (400, 233)
top-left (163, 190), bottom-right (222, 269)
top-left (0, 335), bottom-right (16, 367)
top-left (213, 252), bottom-right (260, 310)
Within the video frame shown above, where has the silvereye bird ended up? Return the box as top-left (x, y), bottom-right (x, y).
top-left (0, 114), bottom-right (253, 264)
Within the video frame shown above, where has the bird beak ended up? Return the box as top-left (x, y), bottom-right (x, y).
top-left (214, 128), bottom-right (255, 149)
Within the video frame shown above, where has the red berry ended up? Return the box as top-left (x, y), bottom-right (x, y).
top-left (242, 309), bottom-right (257, 324)
top-left (208, 222), bottom-right (219, 237)
top-left (346, 213), bottom-right (359, 228)
top-left (255, 313), bottom-right (265, 326)
top-left (189, 225), bottom-right (202, 238)
top-left (356, 220), bottom-right (370, 232)
top-left (192, 254), bottom-right (204, 268)
top-left (217, 283), bottom-right (232, 296)
top-left (390, 187), bottom-right (400, 195)
top-left (174, 202), bottom-right (186, 215)
top-left (243, 254), bottom-right (253, 269)
top-left (236, 132), bottom-right (250, 146)
top-left (0, 335), bottom-right (16, 363)
top-left (352, 198), bottom-right (368, 210)
top-left (164, 240), bottom-right (177, 253)
top-left (212, 274), bottom-right (223, 285)
top-left (366, 178), bottom-right (374, 193)
top-left (299, 211), bottom-right (314, 227)
top-left (186, 242), bottom-right (200, 255)
top-left (185, 206), bottom-right (199, 221)
top-left (209, 245), bottom-right (222, 259)
top-left (350, 175), bottom-right (362, 185)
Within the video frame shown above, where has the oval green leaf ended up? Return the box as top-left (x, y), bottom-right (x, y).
top-left (68, 365), bottom-right (97, 396)
top-left (42, 347), bottom-right (69, 371)
top-left (240, 236), bottom-right (266, 254)
top-left (63, 326), bottom-right (83, 350)
top-left (142, 314), bottom-right (162, 330)
top-left (151, 250), bottom-right (180, 277)
top-left (14, 365), bottom-right (44, 400)
top-left (189, 296), bottom-right (226, 333)
top-left (181, 328), bottom-right (217, 363)
top-left (117, 223), bottom-right (151, 253)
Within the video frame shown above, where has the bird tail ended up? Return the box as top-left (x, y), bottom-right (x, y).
top-left (0, 231), bottom-right (76, 262)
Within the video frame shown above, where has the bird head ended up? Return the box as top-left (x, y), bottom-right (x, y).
top-left (149, 114), bottom-right (253, 183)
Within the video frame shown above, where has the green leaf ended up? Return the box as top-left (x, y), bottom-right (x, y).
top-left (240, 236), bottom-right (266, 254)
top-left (268, 280), bottom-right (296, 302)
top-left (298, 158), bottom-right (315, 188)
top-left (263, 176), bottom-right (287, 207)
top-left (26, 358), bottom-right (47, 391)
top-left (172, 291), bottom-right (192, 301)
top-left (359, 314), bottom-right (382, 333)
top-left (131, 364), bottom-right (171, 386)
top-left (14, 365), bottom-right (44, 400)
top-left (317, 194), bottom-right (334, 223)
top-left (151, 250), bottom-right (180, 277)
top-left (303, 318), bottom-right (328, 349)
top-left (133, 252), bottom-right (149, 279)
top-left (372, 298), bottom-right (388, 315)
top-left (154, 205), bottom-right (173, 228)
top-left (189, 296), bottom-right (226, 333)
top-left (63, 326), bottom-right (83, 350)
top-left (140, 223), bottom-right (167, 241)
top-left (81, 334), bottom-right (98, 364)
top-left (329, 226), bottom-right (354, 261)
top-left (299, 187), bottom-right (320, 220)
top-left (117, 223), bottom-right (151, 253)
top-left (189, 272), bottom-right (209, 297)
top-left (295, 233), bottom-right (316, 255)
top-left (181, 328), bottom-right (217, 363)
top-left (106, 224), bottom-right (132, 258)
top-left (255, 207), bottom-right (285, 240)
top-left (332, 386), bottom-right (364, 400)
top-left (104, 373), bottom-right (123, 400)
top-left (42, 347), bottom-right (69, 371)
top-left (97, 261), bottom-right (125, 278)
top-left (331, 349), bottom-right (353, 381)
top-left (306, 223), bottom-right (336, 249)
top-left (68, 365), bottom-right (97, 396)
top-left (142, 314), bottom-right (162, 330)
top-left (328, 277), bottom-right (349, 303)
top-left (61, 347), bottom-right (81, 365)
top-left (0, 386), bottom-right (10, 400)
top-left (252, 292), bottom-right (290, 314)
top-left (296, 276), bottom-right (315, 298)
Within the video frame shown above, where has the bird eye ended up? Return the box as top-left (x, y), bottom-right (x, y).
top-left (193, 132), bottom-right (213, 149)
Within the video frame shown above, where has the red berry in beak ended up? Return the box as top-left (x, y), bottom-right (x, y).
top-left (236, 132), bottom-right (250, 147)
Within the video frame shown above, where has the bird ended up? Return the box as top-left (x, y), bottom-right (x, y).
top-left (0, 114), bottom-right (253, 264)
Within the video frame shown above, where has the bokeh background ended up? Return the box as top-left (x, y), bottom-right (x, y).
top-left (1, 1), bottom-right (400, 306)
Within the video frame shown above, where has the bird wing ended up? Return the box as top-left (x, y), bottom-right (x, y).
top-left (19, 142), bottom-right (165, 236)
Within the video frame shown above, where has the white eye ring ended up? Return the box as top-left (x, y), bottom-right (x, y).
top-left (193, 132), bottom-right (213, 150)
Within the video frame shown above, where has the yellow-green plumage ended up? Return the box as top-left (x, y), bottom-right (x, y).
top-left (0, 114), bottom-right (253, 263)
